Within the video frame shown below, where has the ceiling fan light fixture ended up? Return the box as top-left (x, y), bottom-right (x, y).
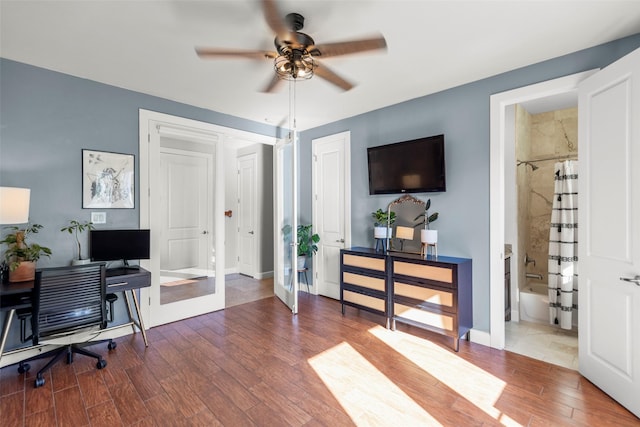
top-left (274, 51), bottom-right (315, 81)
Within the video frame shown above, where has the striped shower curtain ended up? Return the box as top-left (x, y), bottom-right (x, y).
top-left (548, 160), bottom-right (578, 330)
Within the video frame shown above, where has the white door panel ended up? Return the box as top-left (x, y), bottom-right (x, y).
top-left (313, 131), bottom-right (350, 299)
top-left (274, 135), bottom-right (297, 312)
top-left (237, 154), bottom-right (257, 276)
top-left (578, 47), bottom-right (640, 418)
top-left (161, 151), bottom-right (209, 272)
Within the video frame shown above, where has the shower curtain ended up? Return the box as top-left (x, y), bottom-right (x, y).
top-left (548, 160), bottom-right (578, 330)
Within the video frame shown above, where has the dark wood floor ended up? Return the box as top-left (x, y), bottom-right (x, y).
top-left (1, 295), bottom-right (638, 426)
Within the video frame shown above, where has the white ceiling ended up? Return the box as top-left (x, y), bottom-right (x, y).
top-left (2, 1), bottom-right (640, 130)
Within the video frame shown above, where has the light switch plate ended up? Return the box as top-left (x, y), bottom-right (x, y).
top-left (91, 212), bottom-right (106, 224)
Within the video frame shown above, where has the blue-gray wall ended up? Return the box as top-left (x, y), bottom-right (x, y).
top-left (299, 33), bottom-right (640, 332)
top-left (2, 33), bottom-right (640, 342)
top-left (0, 59), bottom-right (278, 264)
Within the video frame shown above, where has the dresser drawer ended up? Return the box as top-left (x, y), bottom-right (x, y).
top-left (393, 281), bottom-right (453, 308)
top-left (394, 303), bottom-right (454, 332)
top-left (343, 254), bottom-right (385, 272)
top-left (344, 290), bottom-right (386, 312)
top-left (393, 260), bottom-right (453, 287)
top-left (343, 271), bottom-right (385, 292)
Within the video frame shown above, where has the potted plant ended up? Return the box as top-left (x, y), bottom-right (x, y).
top-left (297, 224), bottom-right (320, 269)
top-left (1, 224), bottom-right (52, 282)
top-left (414, 199), bottom-right (439, 245)
top-left (61, 219), bottom-right (95, 265)
top-left (371, 208), bottom-right (396, 239)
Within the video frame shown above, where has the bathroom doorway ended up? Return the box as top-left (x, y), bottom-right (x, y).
top-left (505, 102), bottom-right (579, 369)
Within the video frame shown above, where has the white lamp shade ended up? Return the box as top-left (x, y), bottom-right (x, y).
top-left (421, 229), bottom-right (438, 244)
top-left (0, 187), bottom-right (31, 224)
top-left (396, 226), bottom-right (414, 241)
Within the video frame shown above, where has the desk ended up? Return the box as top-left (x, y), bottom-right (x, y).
top-left (0, 267), bottom-right (151, 367)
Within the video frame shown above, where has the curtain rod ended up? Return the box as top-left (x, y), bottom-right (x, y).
top-left (518, 154), bottom-right (578, 164)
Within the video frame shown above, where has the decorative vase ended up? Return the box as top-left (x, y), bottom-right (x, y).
top-left (297, 255), bottom-right (307, 270)
top-left (9, 260), bottom-right (36, 282)
top-left (374, 226), bottom-right (391, 239)
top-left (421, 229), bottom-right (438, 244)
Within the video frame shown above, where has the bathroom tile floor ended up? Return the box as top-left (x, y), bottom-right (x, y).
top-left (505, 320), bottom-right (579, 370)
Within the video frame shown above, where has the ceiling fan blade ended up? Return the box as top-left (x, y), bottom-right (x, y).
top-left (310, 36), bottom-right (387, 58)
top-left (261, 0), bottom-right (290, 41)
top-left (261, 74), bottom-right (285, 93)
top-left (195, 47), bottom-right (278, 60)
top-left (314, 62), bottom-right (353, 91)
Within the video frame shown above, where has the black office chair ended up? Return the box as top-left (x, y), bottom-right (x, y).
top-left (19, 263), bottom-right (111, 388)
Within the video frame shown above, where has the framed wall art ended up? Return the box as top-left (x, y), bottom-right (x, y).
top-left (82, 149), bottom-right (135, 209)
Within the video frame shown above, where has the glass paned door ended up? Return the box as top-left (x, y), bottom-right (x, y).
top-left (274, 133), bottom-right (298, 313)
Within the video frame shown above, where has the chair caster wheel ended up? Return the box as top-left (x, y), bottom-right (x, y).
top-left (18, 363), bottom-right (30, 374)
top-left (97, 359), bottom-right (107, 369)
top-left (108, 340), bottom-right (117, 350)
top-left (35, 376), bottom-right (45, 388)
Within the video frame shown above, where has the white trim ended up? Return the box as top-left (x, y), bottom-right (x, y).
top-left (488, 70), bottom-right (597, 349)
top-left (469, 328), bottom-right (491, 348)
top-left (254, 270), bottom-right (274, 280)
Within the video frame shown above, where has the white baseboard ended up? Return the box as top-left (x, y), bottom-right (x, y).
top-left (469, 329), bottom-right (491, 348)
top-left (225, 267), bottom-right (238, 275)
top-left (254, 271), bottom-right (274, 279)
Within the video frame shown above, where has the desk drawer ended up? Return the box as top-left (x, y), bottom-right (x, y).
top-left (394, 281), bottom-right (453, 308)
top-left (343, 254), bottom-right (385, 272)
top-left (343, 271), bottom-right (385, 292)
top-left (106, 272), bottom-right (150, 292)
top-left (343, 290), bottom-right (386, 312)
top-left (394, 303), bottom-right (454, 332)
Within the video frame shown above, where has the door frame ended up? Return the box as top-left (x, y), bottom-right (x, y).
top-left (488, 70), bottom-right (597, 349)
top-left (312, 131), bottom-right (351, 297)
top-left (139, 109), bottom-right (275, 327)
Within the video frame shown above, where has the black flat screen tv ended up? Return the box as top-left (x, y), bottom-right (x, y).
top-left (367, 134), bottom-right (446, 194)
top-left (90, 229), bottom-right (150, 267)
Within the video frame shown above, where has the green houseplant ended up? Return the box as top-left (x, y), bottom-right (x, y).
top-left (371, 208), bottom-right (396, 239)
top-left (61, 219), bottom-right (95, 264)
top-left (1, 224), bottom-right (52, 282)
top-left (297, 224), bottom-right (320, 269)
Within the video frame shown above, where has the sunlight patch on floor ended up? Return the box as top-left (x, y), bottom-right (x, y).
top-left (368, 326), bottom-right (520, 426)
top-left (308, 341), bottom-right (442, 426)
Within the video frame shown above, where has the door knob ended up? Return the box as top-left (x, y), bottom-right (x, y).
top-left (336, 238), bottom-right (345, 243)
top-left (202, 230), bottom-right (208, 234)
top-left (249, 231), bottom-right (254, 235)
top-left (620, 275), bottom-right (640, 286)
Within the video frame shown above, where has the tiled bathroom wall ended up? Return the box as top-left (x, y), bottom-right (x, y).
top-left (515, 105), bottom-right (578, 289)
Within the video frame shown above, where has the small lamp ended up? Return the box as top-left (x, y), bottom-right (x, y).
top-left (0, 187), bottom-right (31, 224)
top-left (395, 226), bottom-right (414, 251)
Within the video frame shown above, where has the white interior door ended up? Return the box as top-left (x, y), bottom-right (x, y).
top-left (160, 149), bottom-right (211, 275)
top-left (578, 47), bottom-right (640, 418)
top-left (274, 134), bottom-right (297, 313)
top-left (313, 131), bottom-right (350, 299)
top-left (237, 153), bottom-right (257, 277)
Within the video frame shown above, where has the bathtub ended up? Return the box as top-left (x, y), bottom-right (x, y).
top-left (518, 280), bottom-right (578, 327)
top-left (519, 281), bottom-right (550, 324)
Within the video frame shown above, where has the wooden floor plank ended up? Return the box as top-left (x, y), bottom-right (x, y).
top-left (1, 295), bottom-right (638, 426)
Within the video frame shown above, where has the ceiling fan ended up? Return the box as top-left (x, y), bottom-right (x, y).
top-left (195, 0), bottom-right (387, 92)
